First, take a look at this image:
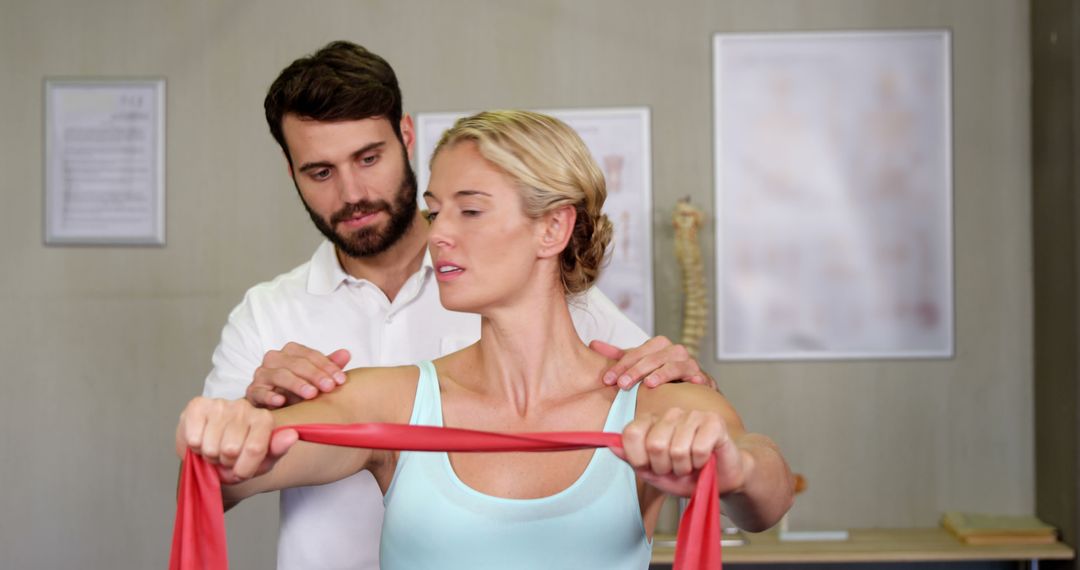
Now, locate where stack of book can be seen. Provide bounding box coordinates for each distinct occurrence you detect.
[942,512,1058,545]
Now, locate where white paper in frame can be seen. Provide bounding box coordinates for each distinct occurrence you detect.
[44,78,166,246]
[713,31,954,361]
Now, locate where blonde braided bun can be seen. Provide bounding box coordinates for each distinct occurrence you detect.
[433,110,610,295]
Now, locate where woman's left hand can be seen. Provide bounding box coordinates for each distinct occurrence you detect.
[614,407,753,497]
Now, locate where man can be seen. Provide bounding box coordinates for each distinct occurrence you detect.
[202,40,708,569]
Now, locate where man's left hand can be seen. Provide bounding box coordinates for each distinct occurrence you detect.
[590,336,716,390]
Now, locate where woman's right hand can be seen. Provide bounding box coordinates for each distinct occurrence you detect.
[175,397,299,484]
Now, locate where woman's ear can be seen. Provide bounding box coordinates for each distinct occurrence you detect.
[537,205,576,259]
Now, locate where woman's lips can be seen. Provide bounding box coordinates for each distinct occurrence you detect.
[435,262,465,282]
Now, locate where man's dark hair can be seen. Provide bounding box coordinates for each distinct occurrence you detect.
[264,41,403,164]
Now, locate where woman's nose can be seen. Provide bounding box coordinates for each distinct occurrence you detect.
[428,217,454,249]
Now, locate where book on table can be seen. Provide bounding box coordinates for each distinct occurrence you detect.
[942,512,1057,545]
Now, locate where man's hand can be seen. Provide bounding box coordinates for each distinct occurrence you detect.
[245,343,351,409]
[590,336,715,390]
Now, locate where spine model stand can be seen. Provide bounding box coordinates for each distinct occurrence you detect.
[673,199,707,358]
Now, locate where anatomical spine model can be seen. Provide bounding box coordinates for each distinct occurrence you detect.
[673,199,707,358]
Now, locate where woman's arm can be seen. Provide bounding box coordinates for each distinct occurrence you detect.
[622,383,794,532]
[175,365,417,506]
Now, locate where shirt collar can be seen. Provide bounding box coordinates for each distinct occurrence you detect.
[306,240,435,295]
[307,240,351,295]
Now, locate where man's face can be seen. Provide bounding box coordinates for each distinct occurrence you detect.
[283,114,418,259]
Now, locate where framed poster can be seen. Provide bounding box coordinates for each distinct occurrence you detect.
[45,78,166,245]
[714,31,953,360]
[416,108,654,334]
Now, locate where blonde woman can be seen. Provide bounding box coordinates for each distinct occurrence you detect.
[177,110,793,569]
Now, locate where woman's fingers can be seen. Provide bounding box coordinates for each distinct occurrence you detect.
[231,410,275,479]
[644,408,685,476]
[176,397,278,483]
[621,414,655,469]
[621,407,745,498]
[669,410,705,476]
[177,402,206,459]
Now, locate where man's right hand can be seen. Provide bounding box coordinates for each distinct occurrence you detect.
[245,343,351,409]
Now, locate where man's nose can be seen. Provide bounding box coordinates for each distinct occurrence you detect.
[337,168,370,204]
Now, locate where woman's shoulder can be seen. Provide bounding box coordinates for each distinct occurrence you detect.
[335,364,424,423]
[344,363,423,385]
[635,381,742,428]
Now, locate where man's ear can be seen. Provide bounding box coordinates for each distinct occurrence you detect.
[400,114,416,160]
[537,205,576,259]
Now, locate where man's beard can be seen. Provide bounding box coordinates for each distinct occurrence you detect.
[300,159,418,259]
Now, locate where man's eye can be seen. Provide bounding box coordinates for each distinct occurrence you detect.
[361,154,379,166]
[312,168,331,180]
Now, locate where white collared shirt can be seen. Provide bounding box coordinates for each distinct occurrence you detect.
[203,240,648,570]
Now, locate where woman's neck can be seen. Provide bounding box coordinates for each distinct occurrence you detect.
[471,286,607,416]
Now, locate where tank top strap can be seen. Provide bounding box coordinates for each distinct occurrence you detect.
[602,382,641,432]
[409,360,444,427]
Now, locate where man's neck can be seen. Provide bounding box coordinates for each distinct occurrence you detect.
[336,212,429,302]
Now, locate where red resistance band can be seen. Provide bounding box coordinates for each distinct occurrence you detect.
[170,423,722,570]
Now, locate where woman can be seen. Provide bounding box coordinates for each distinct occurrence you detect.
[177,110,794,569]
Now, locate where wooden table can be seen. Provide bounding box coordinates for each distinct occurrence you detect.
[650,528,1074,568]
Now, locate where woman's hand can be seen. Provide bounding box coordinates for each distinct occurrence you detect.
[175,397,299,484]
[615,407,753,497]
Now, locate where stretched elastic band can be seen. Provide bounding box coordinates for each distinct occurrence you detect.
[169,423,721,569]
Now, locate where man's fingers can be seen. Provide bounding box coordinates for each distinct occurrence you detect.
[246,384,287,409]
[641,360,702,388]
[280,355,337,393]
[259,367,318,400]
[605,336,674,389]
[699,372,718,391]
[618,350,670,389]
[281,343,346,387]
[327,349,351,383]
[589,339,626,365]
[591,339,627,386]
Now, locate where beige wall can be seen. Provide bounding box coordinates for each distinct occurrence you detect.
[0,1,1032,568]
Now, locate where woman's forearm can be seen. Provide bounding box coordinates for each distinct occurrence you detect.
[722,433,795,532]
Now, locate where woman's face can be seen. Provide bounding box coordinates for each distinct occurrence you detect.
[424,140,546,314]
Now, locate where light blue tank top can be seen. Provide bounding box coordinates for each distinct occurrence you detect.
[380,360,652,569]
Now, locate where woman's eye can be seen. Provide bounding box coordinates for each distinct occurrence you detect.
[462,210,480,217]
[425,211,439,222]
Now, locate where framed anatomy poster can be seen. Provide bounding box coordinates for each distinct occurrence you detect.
[713,30,953,360]
[416,108,654,334]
